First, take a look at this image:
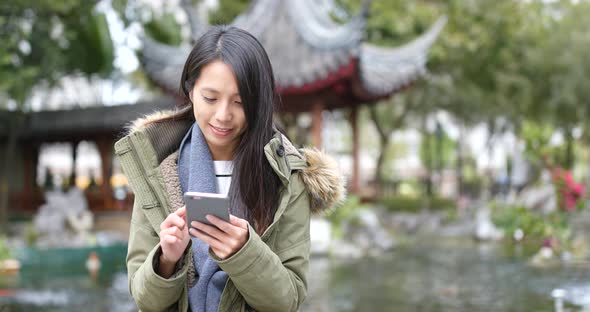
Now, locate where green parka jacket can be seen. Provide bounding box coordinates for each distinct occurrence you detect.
[114,111,345,312]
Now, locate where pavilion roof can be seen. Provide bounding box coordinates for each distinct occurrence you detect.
[141,0,445,106]
[0,98,175,143]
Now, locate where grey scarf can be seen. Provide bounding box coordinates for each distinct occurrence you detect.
[178,123,229,312]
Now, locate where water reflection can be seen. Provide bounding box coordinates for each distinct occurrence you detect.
[1,238,588,311]
[301,237,589,312]
[0,267,135,312]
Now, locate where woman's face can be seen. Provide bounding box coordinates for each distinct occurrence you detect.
[190,60,247,160]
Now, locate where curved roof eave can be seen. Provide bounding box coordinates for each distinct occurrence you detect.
[141,36,191,94]
[359,16,447,97]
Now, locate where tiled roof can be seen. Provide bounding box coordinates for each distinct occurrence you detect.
[141,0,445,102]
[12,98,176,141]
[359,17,447,97]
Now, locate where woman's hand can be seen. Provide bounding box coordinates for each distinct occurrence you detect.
[190,214,249,260]
[158,206,191,278]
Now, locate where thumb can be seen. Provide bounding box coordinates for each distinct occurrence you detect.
[230,214,249,230]
[175,206,186,218]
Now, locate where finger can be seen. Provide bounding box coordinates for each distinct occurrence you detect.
[161,213,185,231]
[175,206,186,218]
[205,215,235,234]
[190,227,226,252]
[162,226,183,240]
[192,220,228,241]
[230,214,249,230]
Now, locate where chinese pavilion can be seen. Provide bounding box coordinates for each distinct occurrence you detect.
[141,0,446,191]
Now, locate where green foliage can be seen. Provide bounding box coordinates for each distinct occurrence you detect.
[144,13,182,46]
[0,236,11,261]
[419,125,456,171]
[461,161,484,198]
[0,0,114,108]
[379,195,455,213]
[24,222,38,247]
[520,120,574,169]
[325,196,365,238]
[491,204,572,249]
[521,120,554,163]
[73,10,115,76]
[346,0,590,143]
[397,180,422,197]
[208,0,250,25]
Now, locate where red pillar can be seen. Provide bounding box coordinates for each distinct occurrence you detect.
[22,143,38,211]
[311,101,323,148]
[349,106,360,193]
[96,139,114,210]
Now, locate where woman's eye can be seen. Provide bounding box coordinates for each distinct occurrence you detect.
[203,96,216,103]
[235,101,243,105]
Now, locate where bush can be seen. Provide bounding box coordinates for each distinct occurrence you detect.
[325,195,365,238]
[379,195,456,213]
[0,236,12,261]
[491,204,572,250]
[491,205,548,239]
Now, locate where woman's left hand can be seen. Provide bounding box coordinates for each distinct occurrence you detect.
[190,214,250,260]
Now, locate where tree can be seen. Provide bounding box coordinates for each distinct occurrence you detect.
[0,0,116,231]
[368,95,416,191]
[208,0,250,25]
[523,1,590,169]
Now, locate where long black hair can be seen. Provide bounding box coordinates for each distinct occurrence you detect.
[152,25,282,234]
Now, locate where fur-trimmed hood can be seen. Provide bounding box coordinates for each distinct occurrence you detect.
[298,148,346,213]
[125,111,346,214]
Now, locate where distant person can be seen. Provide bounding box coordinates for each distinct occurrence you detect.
[115,25,344,311]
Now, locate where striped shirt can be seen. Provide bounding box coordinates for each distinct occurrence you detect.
[213,161,232,196]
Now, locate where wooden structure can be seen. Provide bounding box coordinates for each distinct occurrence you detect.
[141,0,445,192]
[2,98,175,213]
[3,0,444,213]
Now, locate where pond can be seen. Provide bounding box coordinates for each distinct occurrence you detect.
[1,238,588,312]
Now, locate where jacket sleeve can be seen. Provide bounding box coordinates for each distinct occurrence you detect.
[127,198,192,312]
[211,175,311,312]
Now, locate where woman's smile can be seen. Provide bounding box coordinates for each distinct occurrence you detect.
[209,124,234,137]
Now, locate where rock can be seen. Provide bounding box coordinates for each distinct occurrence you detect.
[529,246,558,267]
[474,207,504,241]
[518,184,557,213]
[339,210,396,255]
[32,188,94,248]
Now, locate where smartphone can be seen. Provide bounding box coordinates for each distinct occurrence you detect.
[184,192,231,230]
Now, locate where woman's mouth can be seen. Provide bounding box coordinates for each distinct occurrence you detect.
[209,124,233,136]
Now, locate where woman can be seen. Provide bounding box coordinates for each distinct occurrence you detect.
[115,25,345,312]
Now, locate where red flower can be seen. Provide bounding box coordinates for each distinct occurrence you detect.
[551,167,585,212]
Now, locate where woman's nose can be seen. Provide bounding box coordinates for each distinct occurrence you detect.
[215,102,232,121]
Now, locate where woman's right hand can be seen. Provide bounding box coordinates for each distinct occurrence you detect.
[157,206,191,278]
